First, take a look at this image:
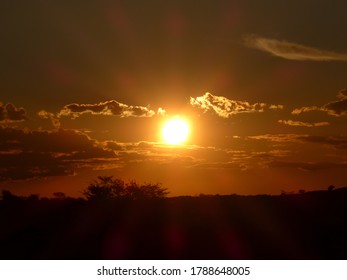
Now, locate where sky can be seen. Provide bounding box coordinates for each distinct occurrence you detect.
[1,0,347,197]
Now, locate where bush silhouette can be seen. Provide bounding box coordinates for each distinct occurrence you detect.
[82,176,168,201]
[328,185,335,191]
[1,190,22,202]
[53,192,66,200]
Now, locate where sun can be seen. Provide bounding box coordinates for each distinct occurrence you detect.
[162,117,190,145]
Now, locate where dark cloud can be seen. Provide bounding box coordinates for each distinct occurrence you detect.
[248,134,347,151]
[103,141,156,152]
[251,150,289,158]
[292,89,347,116]
[0,127,110,154]
[0,127,215,181]
[245,35,347,61]
[297,135,347,151]
[103,141,124,151]
[0,152,75,181]
[0,102,28,122]
[0,127,116,181]
[190,92,283,118]
[324,89,347,116]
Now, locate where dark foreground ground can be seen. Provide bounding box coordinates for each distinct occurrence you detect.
[1,188,347,259]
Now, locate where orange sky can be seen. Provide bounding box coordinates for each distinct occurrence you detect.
[1,1,347,197]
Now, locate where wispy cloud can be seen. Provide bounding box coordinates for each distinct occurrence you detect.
[0,102,28,123]
[247,134,302,144]
[297,135,347,151]
[244,35,347,61]
[278,119,329,127]
[249,134,347,151]
[269,160,347,171]
[191,161,248,171]
[190,92,283,118]
[292,89,347,116]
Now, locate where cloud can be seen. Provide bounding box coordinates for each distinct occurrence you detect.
[1,124,253,181]
[104,141,254,171]
[0,127,116,181]
[103,140,124,151]
[268,160,347,171]
[191,161,248,170]
[294,89,347,116]
[278,119,330,127]
[157,107,167,117]
[190,92,283,118]
[0,152,76,180]
[0,127,223,181]
[292,89,347,116]
[38,100,166,128]
[249,133,347,151]
[291,106,320,115]
[57,100,156,119]
[37,110,61,128]
[0,102,28,122]
[297,135,347,151]
[269,104,284,110]
[247,134,302,143]
[244,35,347,61]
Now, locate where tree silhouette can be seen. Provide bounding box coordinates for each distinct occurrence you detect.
[124,181,169,200]
[26,194,39,202]
[53,192,66,200]
[82,176,168,201]
[1,190,22,202]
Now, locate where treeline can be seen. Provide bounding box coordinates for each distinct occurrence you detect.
[0,177,347,260]
[0,176,343,203]
[0,176,169,203]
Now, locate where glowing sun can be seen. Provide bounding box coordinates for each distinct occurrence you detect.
[162,117,190,145]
